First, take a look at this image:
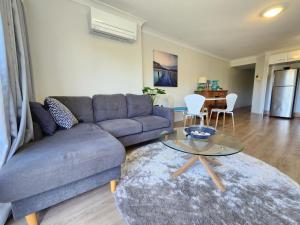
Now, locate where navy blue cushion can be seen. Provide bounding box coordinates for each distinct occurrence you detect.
[30,102,57,135]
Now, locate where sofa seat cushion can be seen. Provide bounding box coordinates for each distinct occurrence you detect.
[0,123,125,202]
[97,119,142,138]
[133,115,170,132]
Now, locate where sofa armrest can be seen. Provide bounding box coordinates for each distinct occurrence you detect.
[153,106,174,128]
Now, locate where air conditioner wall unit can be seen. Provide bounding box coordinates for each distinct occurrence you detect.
[90,7,137,42]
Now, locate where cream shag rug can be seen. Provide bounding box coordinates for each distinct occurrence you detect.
[115,142,300,225]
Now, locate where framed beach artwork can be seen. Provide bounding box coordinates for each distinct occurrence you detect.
[153,50,178,87]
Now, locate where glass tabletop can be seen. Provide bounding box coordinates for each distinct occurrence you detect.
[160,127,244,156]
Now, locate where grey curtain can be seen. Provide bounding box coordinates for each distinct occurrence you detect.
[0,0,34,224]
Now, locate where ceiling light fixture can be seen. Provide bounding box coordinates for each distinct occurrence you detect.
[262,5,285,18]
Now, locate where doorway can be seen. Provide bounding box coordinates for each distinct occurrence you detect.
[229,64,256,111]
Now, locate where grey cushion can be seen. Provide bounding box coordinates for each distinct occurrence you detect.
[133,115,170,132]
[97,119,142,138]
[153,106,174,129]
[30,102,57,135]
[0,123,125,202]
[126,94,152,118]
[93,94,127,122]
[52,96,94,123]
[44,97,78,129]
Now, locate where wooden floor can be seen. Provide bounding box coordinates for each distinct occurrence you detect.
[7,107,300,225]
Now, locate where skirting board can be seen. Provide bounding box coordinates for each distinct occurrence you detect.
[264,111,300,118]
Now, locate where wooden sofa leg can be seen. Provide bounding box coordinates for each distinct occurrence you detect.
[110,180,117,193]
[25,213,38,225]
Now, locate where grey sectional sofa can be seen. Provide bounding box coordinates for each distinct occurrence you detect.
[0,94,174,225]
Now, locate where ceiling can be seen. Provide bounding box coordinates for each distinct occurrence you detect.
[234,64,256,70]
[97,0,300,60]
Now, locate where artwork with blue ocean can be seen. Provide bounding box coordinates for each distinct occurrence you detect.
[153,50,178,87]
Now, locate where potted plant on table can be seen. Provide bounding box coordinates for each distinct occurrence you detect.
[142,87,166,105]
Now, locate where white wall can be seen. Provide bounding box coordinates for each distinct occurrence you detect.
[228,68,254,108]
[24,0,144,101]
[142,32,230,109]
[24,0,232,122]
[251,55,269,114]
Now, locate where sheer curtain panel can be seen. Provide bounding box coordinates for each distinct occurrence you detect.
[0,0,35,224]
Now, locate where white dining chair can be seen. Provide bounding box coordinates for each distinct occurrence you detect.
[184,94,209,127]
[209,93,238,129]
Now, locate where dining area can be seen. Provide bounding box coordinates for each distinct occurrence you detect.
[175,91,238,129]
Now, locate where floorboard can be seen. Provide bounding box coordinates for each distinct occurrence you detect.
[7,107,300,225]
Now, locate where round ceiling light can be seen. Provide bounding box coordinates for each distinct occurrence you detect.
[262,6,285,18]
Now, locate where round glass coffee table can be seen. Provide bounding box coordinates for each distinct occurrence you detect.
[160,127,244,192]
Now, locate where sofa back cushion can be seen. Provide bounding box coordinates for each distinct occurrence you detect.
[126,94,152,118]
[51,96,94,123]
[93,94,127,122]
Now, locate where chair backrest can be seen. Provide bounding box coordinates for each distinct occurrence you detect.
[226,93,238,112]
[184,94,205,115]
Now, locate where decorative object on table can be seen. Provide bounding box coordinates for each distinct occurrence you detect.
[115,142,300,225]
[184,126,216,139]
[153,50,178,87]
[209,93,238,129]
[197,76,207,91]
[142,87,166,105]
[184,94,209,127]
[211,80,220,91]
[207,80,211,89]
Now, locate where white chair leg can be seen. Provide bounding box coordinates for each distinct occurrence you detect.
[215,112,220,129]
[188,116,191,126]
[206,114,209,126]
[200,116,204,126]
[209,111,213,126]
[223,112,226,128]
[231,112,235,128]
[183,115,187,128]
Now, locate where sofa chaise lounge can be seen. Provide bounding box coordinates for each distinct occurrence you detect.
[0,94,174,225]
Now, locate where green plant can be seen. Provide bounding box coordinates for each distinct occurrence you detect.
[142,87,166,105]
